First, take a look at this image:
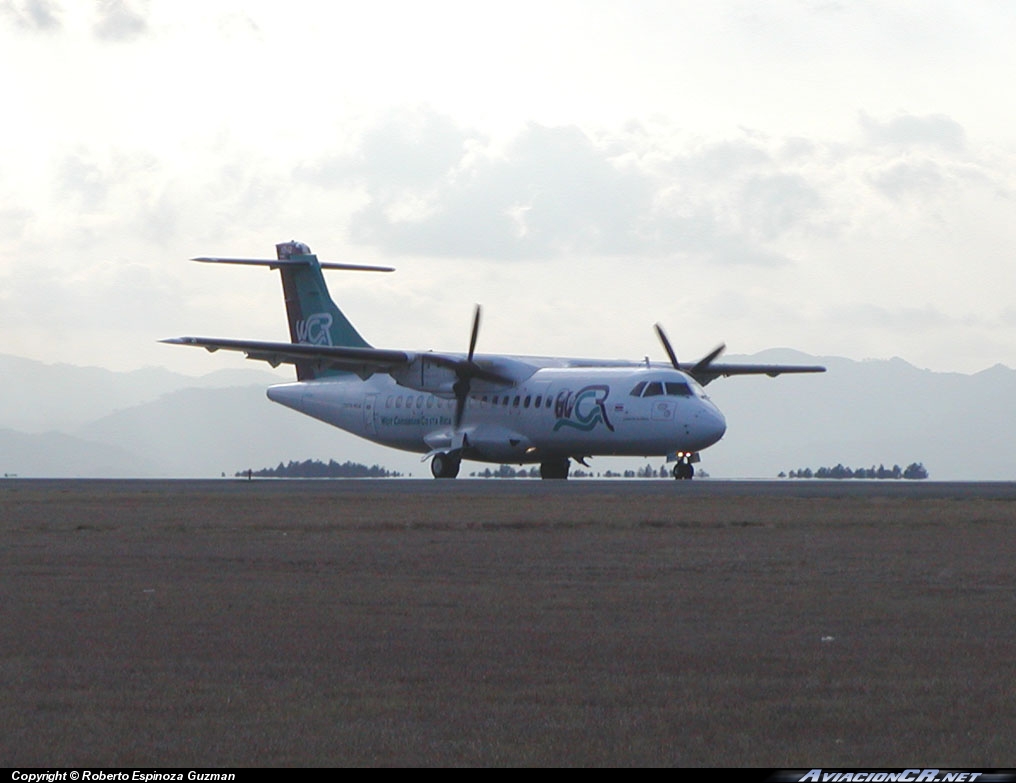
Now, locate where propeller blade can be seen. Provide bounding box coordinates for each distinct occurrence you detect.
[654,323,681,370]
[467,304,481,363]
[454,381,468,429]
[691,343,726,375]
[456,305,483,429]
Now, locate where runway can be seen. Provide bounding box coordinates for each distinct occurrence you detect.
[2,479,1014,765]
[9,476,1016,499]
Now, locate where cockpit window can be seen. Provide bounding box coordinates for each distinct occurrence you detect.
[665,382,693,397]
[633,379,699,398]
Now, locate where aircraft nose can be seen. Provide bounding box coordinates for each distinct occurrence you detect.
[703,405,726,445]
[691,402,726,450]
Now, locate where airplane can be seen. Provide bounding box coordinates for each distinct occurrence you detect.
[163,241,825,480]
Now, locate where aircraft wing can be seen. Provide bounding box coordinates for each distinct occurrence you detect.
[161,336,520,386]
[690,363,826,385]
[161,337,410,377]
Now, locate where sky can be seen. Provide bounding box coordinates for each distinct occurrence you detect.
[2,0,1015,376]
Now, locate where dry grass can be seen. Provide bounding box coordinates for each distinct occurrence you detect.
[1,481,1014,766]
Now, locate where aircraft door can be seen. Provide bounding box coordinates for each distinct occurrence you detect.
[364,393,378,435]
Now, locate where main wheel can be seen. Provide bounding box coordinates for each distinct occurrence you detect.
[539,459,570,480]
[431,452,461,479]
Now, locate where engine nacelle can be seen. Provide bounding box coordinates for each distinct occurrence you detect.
[389,354,533,396]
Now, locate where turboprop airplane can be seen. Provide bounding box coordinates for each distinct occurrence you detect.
[164,241,825,479]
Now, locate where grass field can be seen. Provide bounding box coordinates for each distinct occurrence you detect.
[1,480,1014,766]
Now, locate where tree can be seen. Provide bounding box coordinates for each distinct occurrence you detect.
[903,462,929,480]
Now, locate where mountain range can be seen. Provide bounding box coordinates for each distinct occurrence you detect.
[2,352,1013,479]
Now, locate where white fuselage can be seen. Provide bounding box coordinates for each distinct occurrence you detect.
[266,365,726,465]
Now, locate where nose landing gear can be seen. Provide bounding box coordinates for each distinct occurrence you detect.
[672,454,695,480]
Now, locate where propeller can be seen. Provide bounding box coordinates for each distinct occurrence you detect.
[691,342,726,375]
[450,305,515,429]
[654,323,681,370]
[654,322,725,376]
[452,305,482,428]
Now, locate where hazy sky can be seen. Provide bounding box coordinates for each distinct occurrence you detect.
[2,0,1014,375]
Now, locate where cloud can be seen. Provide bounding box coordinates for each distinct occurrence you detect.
[829,302,963,331]
[737,173,822,240]
[332,116,654,259]
[307,111,806,265]
[1,0,61,32]
[93,0,148,42]
[865,159,946,201]
[56,152,109,211]
[859,111,966,152]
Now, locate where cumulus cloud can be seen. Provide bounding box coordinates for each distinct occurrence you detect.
[737,173,822,240]
[859,111,966,152]
[865,158,947,201]
[1,0,61,32]
[302,111,818,265]
[93,0,148,42]
[56,153,109,211]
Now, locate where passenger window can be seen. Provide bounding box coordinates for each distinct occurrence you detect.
[386,396,393,408]
[630,381,647,397]
[524,395,531,408]
[416,396,423,408]
[396,396,403,408]
[643,382,664,397]
[503,397,509,406]
[426,396,433,408]
[534,395,542,408]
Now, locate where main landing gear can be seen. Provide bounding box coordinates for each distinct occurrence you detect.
[430,454,571,480]
[539,458,570,480]
[430,452,461,479]
[673,455,695,480]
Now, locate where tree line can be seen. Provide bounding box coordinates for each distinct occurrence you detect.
[469,463,700,478]
[237,459,402,478]
[780,463,928,480]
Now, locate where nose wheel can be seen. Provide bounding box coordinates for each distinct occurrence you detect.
[431,452,461,479]
[673,456,695,480]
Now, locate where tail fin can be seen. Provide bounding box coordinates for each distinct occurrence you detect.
[193,241,393,380]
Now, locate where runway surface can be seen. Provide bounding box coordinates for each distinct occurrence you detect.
[10,476,1016,498]
[2,479,1014,766]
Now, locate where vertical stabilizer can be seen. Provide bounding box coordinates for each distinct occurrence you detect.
[187,241,391,381]
[275,241,370,380]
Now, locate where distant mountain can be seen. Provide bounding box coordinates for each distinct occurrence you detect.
[1,351,1014,479]
[705,351,1016,480]
[74,385,415,478]
[0,428,157,478]
[0,353,284,432]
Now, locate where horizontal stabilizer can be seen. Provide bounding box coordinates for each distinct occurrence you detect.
[191,257,394,272]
